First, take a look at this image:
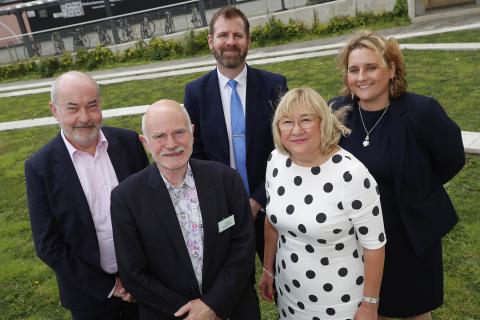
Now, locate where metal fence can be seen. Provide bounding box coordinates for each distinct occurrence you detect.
[0,0,309,64]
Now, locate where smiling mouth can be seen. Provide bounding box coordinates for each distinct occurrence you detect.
[162,150,183,157]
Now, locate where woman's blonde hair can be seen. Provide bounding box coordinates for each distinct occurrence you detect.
[272,87,350,156]
[337,30,407,98]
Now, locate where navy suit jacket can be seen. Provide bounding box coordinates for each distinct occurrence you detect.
[25,126,149,309]
[330,93,465,255]
[110,159,260,320]
[184,66,287,207]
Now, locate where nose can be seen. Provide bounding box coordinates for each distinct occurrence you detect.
[358,68,367,80]
[78,107,90,123]
[291,121,304,135]
[226,34,235,46]
[165,134,178,148]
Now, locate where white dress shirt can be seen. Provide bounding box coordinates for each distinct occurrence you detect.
[61,130,119,275]
[216,65,248,169]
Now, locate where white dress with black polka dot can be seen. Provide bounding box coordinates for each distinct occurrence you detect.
[266,148,386,320]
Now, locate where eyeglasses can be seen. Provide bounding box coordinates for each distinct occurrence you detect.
[278,116,318,131]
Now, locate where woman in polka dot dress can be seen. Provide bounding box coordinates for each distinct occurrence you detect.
[259,87,386,320]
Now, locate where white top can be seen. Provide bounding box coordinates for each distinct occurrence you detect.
[61,130,119,275]
[216,65,247,169]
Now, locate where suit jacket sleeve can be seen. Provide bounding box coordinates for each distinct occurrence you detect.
[25,160,115,301]
[184,83,209,160]
[413,96,465,183]
[111,188,190,315]
[200,170,256,318]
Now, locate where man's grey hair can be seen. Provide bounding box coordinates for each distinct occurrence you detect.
[141,103,192,138]
[50,71,100,107]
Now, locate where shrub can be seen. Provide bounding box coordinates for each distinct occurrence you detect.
[74,48,89,69]
[146,37,182,61]
[182,29,209,56]
[393,0,408,17]
[37,56,60,77]
[59,52,74,71]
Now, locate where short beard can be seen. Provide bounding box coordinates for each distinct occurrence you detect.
[212,48,248,69]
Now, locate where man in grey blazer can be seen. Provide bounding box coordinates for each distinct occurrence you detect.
[110,100,260,320]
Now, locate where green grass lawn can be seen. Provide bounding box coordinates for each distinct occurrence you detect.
[399,28,480,43]
[0,42,479,319]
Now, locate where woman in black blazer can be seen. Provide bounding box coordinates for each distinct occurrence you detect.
[329,31,465,320]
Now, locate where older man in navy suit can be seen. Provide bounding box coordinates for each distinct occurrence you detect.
[184,7,288,263]
[25,71,149,319]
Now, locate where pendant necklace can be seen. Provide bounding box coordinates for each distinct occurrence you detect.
[358,104,390,147]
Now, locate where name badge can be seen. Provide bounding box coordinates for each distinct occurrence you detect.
[218,215,235,233]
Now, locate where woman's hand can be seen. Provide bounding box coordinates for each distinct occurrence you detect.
[259,269,275,301]
[354,302,378,320]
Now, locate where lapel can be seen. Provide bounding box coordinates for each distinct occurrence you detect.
[205,70,230,163]
[189,159,217,286]
[387,97,407,193]
[245,66,262,152]
[51,134,97,232]
[104,128,130,182]
[146,164,198,282]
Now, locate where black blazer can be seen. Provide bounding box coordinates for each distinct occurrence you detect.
[25,126,149,309]
[184,66,287,207]
[330,93,465,255]
[110,159,260,320]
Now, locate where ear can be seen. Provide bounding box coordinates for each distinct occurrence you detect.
[207,34,213,50]
[389,61,396,79]
[49,102,58,119]
[139,135,151,154]
[191,124,195,134]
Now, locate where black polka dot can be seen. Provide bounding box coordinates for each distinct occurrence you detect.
[270,215,277,224]
[288,306,295,314]
[266,196,270,205]
[332,154,342,163]
[281,235,286,243]
[379,232,385,242]
[356,276,364,285]
[320,257,329,266]
[343,171,352,182]
[316,213,327,223]
[338,267,348,277]
[309,295,318,302]
[348,226,355,235]
[317,239,326,244]
[297,301,305,310]
[304,194,313,204]
[294,176,302,186]
[345,155,351,160]
[305,244,314,253]
[359,226,369,235]
[278,186,285,196]
[323,183,333,193]
[292,279,300,288]
[333,228,342,234]
[279,287,283,296]
[376,185,380,195]
[353,249,359,258]
[313,317,320,320]
[337,202,343,210]
[277,265,280,274]
[268,153,272,161]
[272,168,278,177]
[286,205,295,215]
[335,243,344,251]
[291,253,299,263]
[286,158,292,167]
[281,309,286,317]
[306,270,316,279]
[278,241,281,249]
[298,224,307,233]
[285,284,290,292]
[352,200,362,209]
[364,178,371,188]
[281,260,286,269]
[372,206,380,216]
[288,231,297,237]
[326,307,336,315]
[323,283,333,292]
[311,166,321,175]
[341,294,351,302]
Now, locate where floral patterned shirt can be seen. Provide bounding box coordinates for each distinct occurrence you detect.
[161,164,204,292]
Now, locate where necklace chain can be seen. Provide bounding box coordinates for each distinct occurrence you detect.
[358,104,390,147]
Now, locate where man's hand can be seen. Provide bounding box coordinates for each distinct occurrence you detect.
[249,198,262,220]
[113,277,136,303]
[174,299,217,320]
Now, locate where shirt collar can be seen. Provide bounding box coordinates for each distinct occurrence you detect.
[217,64,248,90]
[161,163,195,190]
[61,129,108,157]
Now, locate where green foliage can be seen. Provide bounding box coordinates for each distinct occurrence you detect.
[182,29,209,56]
[37,56,60,77]
[251,17,286,46]
[393,0,409,17]
[85,45,115,70]
[74,48,89,69]
[146,37,182,61]
[58,52,74,71]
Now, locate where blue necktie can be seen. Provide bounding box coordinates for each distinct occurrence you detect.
[227,79,250,195]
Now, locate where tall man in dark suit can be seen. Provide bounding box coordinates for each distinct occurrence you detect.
[110,100,260,320]
[25,71,149,320]
[184,7,288,262]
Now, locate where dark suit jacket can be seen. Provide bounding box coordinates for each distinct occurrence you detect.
[184,66,287,207]
[330,93,465,255]
[25,126,149,310]
[110,159,260,320]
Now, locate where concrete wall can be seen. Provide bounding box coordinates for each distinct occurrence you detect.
[249,0,397,27]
